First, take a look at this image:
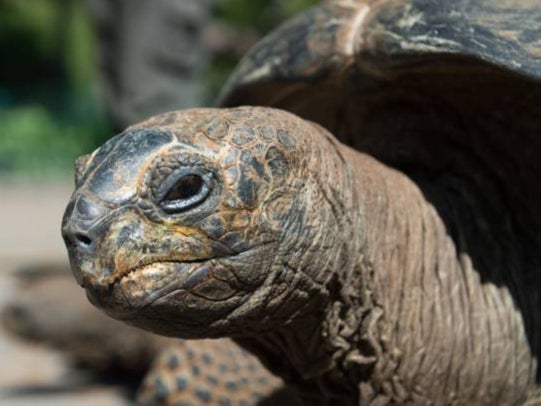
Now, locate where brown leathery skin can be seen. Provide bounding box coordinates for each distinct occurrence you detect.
[215,0,541,404]
[63,105,541,405]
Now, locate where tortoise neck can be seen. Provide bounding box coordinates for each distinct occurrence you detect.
[233,141,390,403]
[342,145,540,403]
[242,132,539,403]
[234,315,359,404]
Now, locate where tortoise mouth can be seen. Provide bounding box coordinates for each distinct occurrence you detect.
[87,260,213,318]
[85,242,278,324]
[109,257,210,287]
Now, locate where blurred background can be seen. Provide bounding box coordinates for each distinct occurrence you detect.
[0,0,317,404]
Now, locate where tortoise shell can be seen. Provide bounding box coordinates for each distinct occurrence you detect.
[219,0,541,219]
[220,0,541,110]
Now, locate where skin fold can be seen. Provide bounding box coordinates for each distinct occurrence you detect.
[62,106,541,405]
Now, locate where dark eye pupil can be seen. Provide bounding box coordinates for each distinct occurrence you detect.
[164,174,203,201]
[158,170,213,214]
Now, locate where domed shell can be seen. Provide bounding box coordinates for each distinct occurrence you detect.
[218,0,541,232]
[218,0,541,197]
[219,0,541,114]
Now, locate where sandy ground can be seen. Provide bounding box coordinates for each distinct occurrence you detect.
[0,182,129,405]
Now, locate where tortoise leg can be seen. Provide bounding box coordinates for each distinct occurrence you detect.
[137,338,302,406]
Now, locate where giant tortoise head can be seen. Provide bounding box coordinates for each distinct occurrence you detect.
[62,107,346,338]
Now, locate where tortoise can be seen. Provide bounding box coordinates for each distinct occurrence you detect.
[61,0,541,404]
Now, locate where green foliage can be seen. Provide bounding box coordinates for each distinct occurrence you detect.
[0,105,108,179]
[0,0,59,58]
[0,0,105,179]
[0,0,319,180]
[218,0,272,28]
[217,0,319,32]
[277,0,321,17]
[64,0,98,93]
[0,0,97,92]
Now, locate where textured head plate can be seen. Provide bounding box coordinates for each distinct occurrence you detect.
[62,107,344,338]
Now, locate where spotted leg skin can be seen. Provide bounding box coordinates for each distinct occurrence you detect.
[137,339,301,406]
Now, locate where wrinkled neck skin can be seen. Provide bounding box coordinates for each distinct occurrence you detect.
[233,129,374,405]
[236,128,539,405]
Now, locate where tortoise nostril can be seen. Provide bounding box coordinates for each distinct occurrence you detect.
[74,233,92,247]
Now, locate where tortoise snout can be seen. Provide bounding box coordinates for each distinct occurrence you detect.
[62,197,109,252]
[63,221,101,286]
[63,224,95,254]
[62,195,113,284]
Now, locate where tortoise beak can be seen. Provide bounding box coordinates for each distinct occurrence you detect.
[62,195,114,287]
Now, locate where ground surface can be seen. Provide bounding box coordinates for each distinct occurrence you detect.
[0,181,129,405]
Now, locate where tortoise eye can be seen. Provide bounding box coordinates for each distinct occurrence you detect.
[165,174,202,201]
[159,171,213,213]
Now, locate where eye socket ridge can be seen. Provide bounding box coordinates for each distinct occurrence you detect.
[157,168,214,213]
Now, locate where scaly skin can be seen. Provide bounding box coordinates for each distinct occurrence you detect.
[62,106,541,405]
[2,265,297,405]
[138,338,299,405]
